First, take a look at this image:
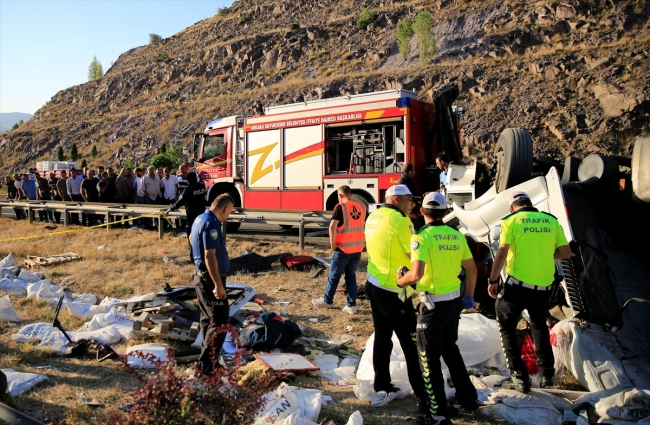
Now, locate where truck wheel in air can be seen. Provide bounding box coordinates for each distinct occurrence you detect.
[577,154,619,186]
[351,192,373,213]
[493,128,533,192]
[632,135,650,204]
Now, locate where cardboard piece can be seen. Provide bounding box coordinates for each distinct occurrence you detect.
[255,353,320,372]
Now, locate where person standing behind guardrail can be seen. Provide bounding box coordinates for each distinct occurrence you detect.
[114,168,131,227]
[80,169,99,226]
[19,174,38,222]
[141,166,162,230]
[132,168,145,227]
[67,168,85,225]
[48,172,62,224]
[34,172,54,223]
[5,175,25,220]
[161,167,179,230]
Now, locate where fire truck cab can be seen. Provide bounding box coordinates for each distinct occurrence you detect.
[194,88,463,216]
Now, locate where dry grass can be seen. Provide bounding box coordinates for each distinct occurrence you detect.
[0,217,504,424]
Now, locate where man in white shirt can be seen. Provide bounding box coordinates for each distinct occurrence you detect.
[133,168,145,227]
[141,166,161,229]
[160,167,180,230]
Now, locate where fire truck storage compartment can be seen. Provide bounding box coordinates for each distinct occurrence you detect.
[325,119,404,175]
[246,129,281,190]
[283,125,323,190]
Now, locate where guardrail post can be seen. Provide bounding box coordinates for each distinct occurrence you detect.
[27,206,33,224]
[106,211,111,231]
[299,219,305,251]
[63,207,69,227]
[158,213,163,240]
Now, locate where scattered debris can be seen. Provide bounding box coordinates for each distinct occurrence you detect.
[98,245,108,250]
[125,343,170,368]
[254,382,322,425]
[162,255,174,264]
[280,255,317,271]
[24,253,82,268]
[277,301,291,306]
[309,318,318,323]
[132,311,199,342]
[79,394,103,407]
[230,252,291,274]
[254,353,319,372]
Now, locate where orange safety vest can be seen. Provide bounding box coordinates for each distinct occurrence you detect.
[334,200,366,254]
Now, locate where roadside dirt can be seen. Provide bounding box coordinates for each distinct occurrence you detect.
[0,217,504,424]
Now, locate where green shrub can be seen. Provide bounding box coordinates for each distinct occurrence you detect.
[156,51,170,62]
[87,55,103,81]
[149,33,163,43]
[357,7,378,30]
[70,142,78,161]
[172,112,182,119]
[414,10,436,62]
[150,146,183,170]
[217,6,230,16]
[288,23,300,30]
[397,18,414,59]
[121,158,137,169]
[90,144,97,158]
[240,15,248,23]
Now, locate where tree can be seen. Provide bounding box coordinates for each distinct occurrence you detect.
[91,144,98,158]
[70,142,78,161]
[57,146,65,161]
[414,10,436,62]
[396,18,415,60]
[88,55,104,81]
[151,146,183,170]
[80,158,87,169]
[160,143,167,154]
[11,119,23,130]
[149,33,163,43]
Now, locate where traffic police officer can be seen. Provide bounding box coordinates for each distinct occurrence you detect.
[488,191,572,392]
[190,193,235,373]
[166,172,208,262]
[364,184,427,408]
[397,192,479,425]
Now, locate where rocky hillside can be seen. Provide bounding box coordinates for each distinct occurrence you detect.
[1,0,649,174]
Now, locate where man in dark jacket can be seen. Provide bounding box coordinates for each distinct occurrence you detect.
[166,172,207,262]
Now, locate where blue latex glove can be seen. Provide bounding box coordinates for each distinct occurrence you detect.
[462,296,475,310]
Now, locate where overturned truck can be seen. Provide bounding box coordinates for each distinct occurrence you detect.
[446,133,650,392]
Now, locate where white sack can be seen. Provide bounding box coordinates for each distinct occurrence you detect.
[1,369,48,397]
[73,294,97,304]
[18,269,44,282]
[26,280,65,301]
[0,267,18,279]
[37,329,74,355]
[110,320,135,341]
[482,389,567,425]
[346,411,363,425]
[0,278,28,297]
[65,302,111,319]
[99,296,123,306]
[126,343,170,368]
[0,295,20,322]
[355,313,504,401]
[575,386,650,423]
[12,323,58,343]
[74,325,122,345]
[80,308,131,331]
[254,383,323,425]
[0,253,17,268]
[312,352,341,382]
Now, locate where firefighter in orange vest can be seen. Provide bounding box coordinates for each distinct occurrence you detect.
[313,185,366,314]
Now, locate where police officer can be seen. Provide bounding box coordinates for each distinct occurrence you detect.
[166,172,207,262]
[190,193,235,374]
[488,191,572,392]
[364,184,427,409]
[397,192,479,425]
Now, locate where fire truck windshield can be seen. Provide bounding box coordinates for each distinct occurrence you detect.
[202,134,224,161]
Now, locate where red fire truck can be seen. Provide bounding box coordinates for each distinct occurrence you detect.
[193,86,464,226]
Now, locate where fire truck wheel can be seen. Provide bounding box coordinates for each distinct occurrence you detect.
[351,192,373,214]
[493,128,533,192]
[632,135,650,204]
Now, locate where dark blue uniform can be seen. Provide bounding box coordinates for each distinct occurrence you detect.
[190,210,230,373]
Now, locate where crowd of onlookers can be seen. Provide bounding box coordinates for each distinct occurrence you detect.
[4,163,191,230]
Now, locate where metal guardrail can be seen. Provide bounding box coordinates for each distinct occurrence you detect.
[0,200,331,249]
[0,401,47,425]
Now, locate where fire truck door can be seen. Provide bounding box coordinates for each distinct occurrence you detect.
[246,129,281,190]
[200,130,231,176]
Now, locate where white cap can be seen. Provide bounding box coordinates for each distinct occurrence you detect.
[509,191,530,205]
[423,192,447,209]
[385,184,420,198]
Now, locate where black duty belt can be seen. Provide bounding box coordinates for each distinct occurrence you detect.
[506,276,552,291]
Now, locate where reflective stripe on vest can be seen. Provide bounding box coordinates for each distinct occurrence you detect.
[335,200,366,253]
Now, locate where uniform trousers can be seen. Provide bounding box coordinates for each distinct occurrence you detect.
[194,271,230,373]
[416,296,477,419]
[495,281,555,381]
[365,281,426,401]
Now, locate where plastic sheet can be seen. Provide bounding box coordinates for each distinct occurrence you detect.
[0,266,18,279]
[575,386,650,423]
[26,280,66,302]
[12,323,73,355]
[0,295,20,322]
[1,368,48,397]
[355,313,505,402]
[18,269,45,282]
[482,389,572,425]
[346,411,363,425]
[0,253,17,268]
[72,294,98,304]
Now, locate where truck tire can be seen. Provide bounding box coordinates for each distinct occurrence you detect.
[577,154,619,186]
[632,135,650,204]
[493,128,533,192]
[351,192,373,214]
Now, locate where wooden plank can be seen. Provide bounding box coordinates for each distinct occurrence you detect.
[24,253,82,268]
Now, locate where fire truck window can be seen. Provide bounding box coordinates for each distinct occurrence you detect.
[203,135,224,161]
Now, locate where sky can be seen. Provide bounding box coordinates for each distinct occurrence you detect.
[0,0,233,115]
